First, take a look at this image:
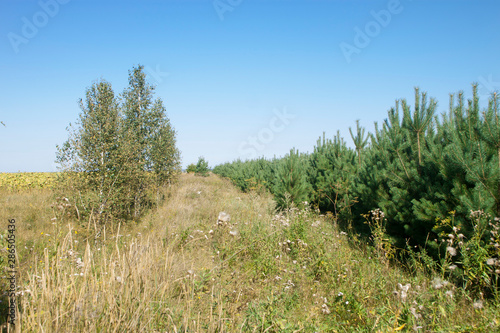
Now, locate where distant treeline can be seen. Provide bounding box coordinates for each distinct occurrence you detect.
[214,86,500,261]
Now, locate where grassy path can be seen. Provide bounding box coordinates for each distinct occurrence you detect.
[1,173,498,332]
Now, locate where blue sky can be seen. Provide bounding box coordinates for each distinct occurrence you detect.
[1,0,499,172]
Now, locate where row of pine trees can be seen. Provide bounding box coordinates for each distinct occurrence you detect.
[213,85,499,267]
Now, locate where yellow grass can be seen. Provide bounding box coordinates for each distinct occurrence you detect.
[0,173,498,332]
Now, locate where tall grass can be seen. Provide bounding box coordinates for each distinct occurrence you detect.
[0,173,498,332]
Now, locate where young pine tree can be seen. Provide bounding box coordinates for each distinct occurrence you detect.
[273,149,311,209]
[195,156,210,177]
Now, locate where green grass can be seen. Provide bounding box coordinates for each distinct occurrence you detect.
[0,173,498,332]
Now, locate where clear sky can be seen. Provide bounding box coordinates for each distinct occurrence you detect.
[1,0,499,172]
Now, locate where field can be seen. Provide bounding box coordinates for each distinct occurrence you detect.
[0,172,499,332]
[0,173,58,191]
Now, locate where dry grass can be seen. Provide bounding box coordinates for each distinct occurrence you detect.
[0,173,499,332]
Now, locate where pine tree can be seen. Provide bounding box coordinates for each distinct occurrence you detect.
[349,120,369,166]
[446,85,500,216]
[273,149,311,209]
[195,156,210,177]
[309,132,357,223]
[402,88,435,168]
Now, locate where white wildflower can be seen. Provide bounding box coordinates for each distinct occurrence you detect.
[446,246,457,256]
[473,300,483,309]
[397,283,411,301]
[311,220,321,227]
[486,258,498,266]
[409,307,422,319]
[76,257,84,269]
[431,277,449,290]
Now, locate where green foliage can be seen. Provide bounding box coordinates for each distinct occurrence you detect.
[213,85,500,295]
[273,149,311,209]
[186,163,196,173]
[213,157,278,193]
[195,156,210,177]
[308,131,357,227]
[56,65,181,223]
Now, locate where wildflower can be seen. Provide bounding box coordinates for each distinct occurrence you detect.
[321,303,331,314]
[446,246,457,256]
[486,258,498,266]
[337,292,344,297]
[431,277,449,290]
[76,257,84,269]
[445,290,454,299]
[409,307,422,320]
[397,283,411,302]
[229,229,239,237]
[473,300,483,309]
[115,276,122,283]
[448,264,457,271]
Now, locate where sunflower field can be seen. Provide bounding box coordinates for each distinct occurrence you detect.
[0,172,59,190]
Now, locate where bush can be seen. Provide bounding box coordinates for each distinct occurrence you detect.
[195,157,210,177]
[186,163,196,173]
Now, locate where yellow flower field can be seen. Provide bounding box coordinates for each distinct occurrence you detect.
[0,172,59,190]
